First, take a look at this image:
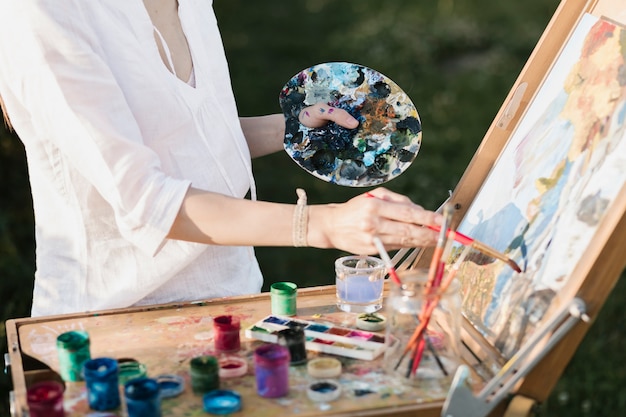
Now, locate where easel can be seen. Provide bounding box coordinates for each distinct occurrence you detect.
[435,0,626,415]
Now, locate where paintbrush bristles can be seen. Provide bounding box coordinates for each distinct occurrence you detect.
[470,240,522,273]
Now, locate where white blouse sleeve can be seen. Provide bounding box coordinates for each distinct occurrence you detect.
[0,2,191,256]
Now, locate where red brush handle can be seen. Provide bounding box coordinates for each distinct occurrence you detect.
[426,224,473,246]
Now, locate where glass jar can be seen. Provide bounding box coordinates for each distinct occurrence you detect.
[383,269,462,386]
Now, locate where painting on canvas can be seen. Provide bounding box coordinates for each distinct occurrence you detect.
[453,14,626,358]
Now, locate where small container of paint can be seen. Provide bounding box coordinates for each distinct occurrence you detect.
[156,374,185,398]
[270,282,298,316]
[118,360,148,385]
[218,356,248,379]
[277,327,307,365]
[253,343,290,398]
[306,357,342,379]
[190,355,220,395]
[26,380,65,417]
[307,380,342,402]
[56,330,91,382]
[203,390,242,414]
[124,377,161,417]
[213,315,241,353]
[82,357,120,411]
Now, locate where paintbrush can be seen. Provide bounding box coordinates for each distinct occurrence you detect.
[425,225,522,273]
[362,192,521,273]
[373,237,402,286]
[408,205,454,376]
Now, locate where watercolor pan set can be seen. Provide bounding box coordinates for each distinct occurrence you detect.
[245,315,387,361]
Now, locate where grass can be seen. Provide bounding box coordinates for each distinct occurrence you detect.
[1,0,624,415]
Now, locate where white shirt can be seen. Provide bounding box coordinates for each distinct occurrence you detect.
[0,0,263,316]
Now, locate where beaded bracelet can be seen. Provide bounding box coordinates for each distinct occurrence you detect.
[292,188,309,247]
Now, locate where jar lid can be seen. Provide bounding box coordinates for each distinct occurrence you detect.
[203,389,242,415]
[306,357,342,379]
[218,356,248,378]
[307,380,342,402]
[156,374,185,398]
[270,282,297,295]
[356,313,386,332]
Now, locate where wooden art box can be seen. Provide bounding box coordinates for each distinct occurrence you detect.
[5,0,626,416]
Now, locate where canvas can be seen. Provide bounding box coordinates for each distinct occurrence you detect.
[453,13,626,359]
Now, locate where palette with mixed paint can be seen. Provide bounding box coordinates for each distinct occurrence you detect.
[279,62,422,187]
[245,315,386,361]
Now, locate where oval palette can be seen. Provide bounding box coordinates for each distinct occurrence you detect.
[279,62,422,187]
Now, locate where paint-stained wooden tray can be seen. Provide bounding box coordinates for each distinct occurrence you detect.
[6,284,460,417]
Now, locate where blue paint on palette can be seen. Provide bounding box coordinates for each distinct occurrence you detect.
[264,316,289,325]
[306,323,330,333]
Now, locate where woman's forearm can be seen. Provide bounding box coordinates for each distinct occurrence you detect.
[167,187,443,254]
[167,187,299,246]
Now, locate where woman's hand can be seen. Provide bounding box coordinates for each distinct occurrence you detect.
[299,103,359,129]
[307,187,443,254]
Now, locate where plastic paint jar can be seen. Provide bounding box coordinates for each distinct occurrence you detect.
[56,330,91,382]
[82,357,120,411]
[156,374,185,398]
[26,380,65,417]
[307,380,342,402]
[253,343,290,398]
[124,377,161,417]
[213,315,241,353]
[277,327,307,365]
[118,360,148,385]
[270,282,298,316]
[190,355,220,395]
[218,356,248,379]
[306,357,342,379]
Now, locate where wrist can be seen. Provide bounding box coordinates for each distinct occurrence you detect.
[306,205,333,249]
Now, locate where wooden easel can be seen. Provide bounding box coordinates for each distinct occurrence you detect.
[434,0,626,415]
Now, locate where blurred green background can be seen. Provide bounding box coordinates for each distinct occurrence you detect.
[1,0,625,415]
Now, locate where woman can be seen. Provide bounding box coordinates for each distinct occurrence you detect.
[0,0,441,316]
